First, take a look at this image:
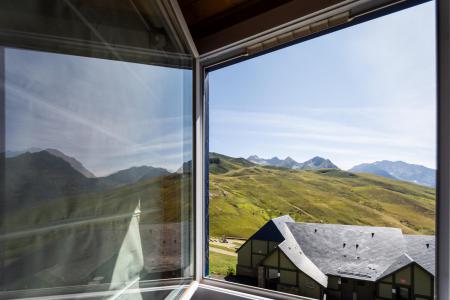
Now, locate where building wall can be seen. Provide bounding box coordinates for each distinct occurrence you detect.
[298,271,321,299]
[414,265,432,297]
[336,278,375,300]
[236,239,279,277]
[375,264,433,300]
[260,249,322,299]
[237,238,434,300]
[325,265,434,300]
[327,276,341,299]
[237,240,251,267]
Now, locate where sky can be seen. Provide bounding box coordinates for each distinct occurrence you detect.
[209,1,436,170]
[5,48,192,176]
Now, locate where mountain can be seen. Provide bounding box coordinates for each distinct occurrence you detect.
[44,148,96,178]
[247,155,268,165]
[349,161,435,187]
[5,147,96,178]
[103,166,169,186]
[210,152,255,174]
[176,160,192,174]
[209,153,435,238]
[5,147,42,158]
[5,150,170,210]
[5,151,103,209]
[301,156,338,170]
[247,154,338,170]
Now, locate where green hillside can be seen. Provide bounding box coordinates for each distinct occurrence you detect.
[4,173,191,231]
[209,153,435,238]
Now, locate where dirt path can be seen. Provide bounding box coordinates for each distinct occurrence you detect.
[210,241,237,250]
[209,247,237,257]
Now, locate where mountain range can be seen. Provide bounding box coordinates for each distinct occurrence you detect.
[5,149,170,210]
[209,153,435,238]
[247,155,339,170]
[246,154,435,187]
[6,147,96,178]
[349,160,435,187]
[3,149,436,238]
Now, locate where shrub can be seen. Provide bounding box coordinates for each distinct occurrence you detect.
[226,266,235,276]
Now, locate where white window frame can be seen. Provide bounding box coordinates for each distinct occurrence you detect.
[169,0,450,298]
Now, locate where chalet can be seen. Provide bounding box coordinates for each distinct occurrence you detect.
[236,216,435,300]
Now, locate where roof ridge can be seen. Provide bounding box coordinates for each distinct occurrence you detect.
[289,222,403,231]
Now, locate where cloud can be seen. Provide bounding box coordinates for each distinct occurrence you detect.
[209,3,436,169]
[5,48,192,174]
[211,109,433,149]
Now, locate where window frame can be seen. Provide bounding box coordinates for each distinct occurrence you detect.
[182,0,450,298]
[0,1,197,298]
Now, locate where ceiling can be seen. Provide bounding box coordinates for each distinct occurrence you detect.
[177,0,347,55]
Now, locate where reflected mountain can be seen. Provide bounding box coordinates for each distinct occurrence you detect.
[104,166,169,187]
[1,149,192,291]
[45,148,96,178]
[5,150,171,210]
[6,147,96,178]
[5,150,104,210]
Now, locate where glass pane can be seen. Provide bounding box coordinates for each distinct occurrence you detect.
[0,1,193,299]
[208,1,436,299]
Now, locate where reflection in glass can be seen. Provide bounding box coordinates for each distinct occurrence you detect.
[1,46,192,297]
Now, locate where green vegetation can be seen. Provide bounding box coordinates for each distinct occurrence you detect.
[209,251,237,276]
[5,173,191,230]
[210,243,238,252]
[4,173,191,262]
[209,153,435,239]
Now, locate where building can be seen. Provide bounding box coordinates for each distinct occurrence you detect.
[236,216,435,300]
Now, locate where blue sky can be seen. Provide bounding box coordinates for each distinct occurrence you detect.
[209,1,436,170]
[6,49,192,176]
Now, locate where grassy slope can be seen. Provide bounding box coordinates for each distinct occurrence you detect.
[5,173,191,230]
[3,173,192,261]
[209,251,237,276]
[209,154,435,238]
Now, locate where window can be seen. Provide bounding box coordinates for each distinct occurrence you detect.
[0,1,193,299]
[206,1,436,299]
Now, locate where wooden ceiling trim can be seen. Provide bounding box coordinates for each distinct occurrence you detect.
[180,0,346,54]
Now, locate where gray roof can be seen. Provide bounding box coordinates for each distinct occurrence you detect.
[404,235,435,275]
[379,253,414,279]
[283,222,435,282]
[277,223,328,287]
[272,215,295,236]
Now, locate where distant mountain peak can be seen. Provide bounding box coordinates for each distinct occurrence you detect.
[311,156,324,160]
[6,147,96,178]
[104,165,169,186]
[247,154,339,170]
[349,160,435,187]
[247,155,260,160]
[302,156,338,170]
[44,148,96,178]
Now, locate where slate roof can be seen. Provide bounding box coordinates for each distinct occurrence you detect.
[246,215,294,244]
[277,223,328,287]
[404,235,435,275]
[378,253,414,279]
[236,215,294,252]
[240,216,435,284]
[286,222,411,282]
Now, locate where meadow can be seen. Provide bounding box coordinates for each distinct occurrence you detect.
[208,153,436,275]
